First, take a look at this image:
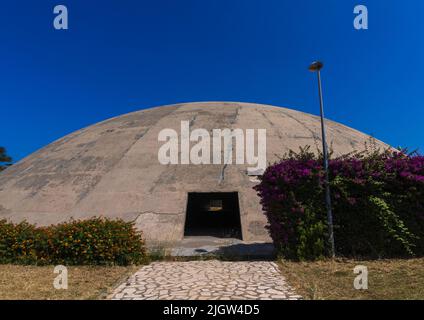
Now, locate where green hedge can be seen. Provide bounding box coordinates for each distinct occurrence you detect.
[0,218,147,265]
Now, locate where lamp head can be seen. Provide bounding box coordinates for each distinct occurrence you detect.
[309,61,324,72]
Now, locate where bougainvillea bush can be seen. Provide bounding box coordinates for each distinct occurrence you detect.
[254,147,424,260]
[0,217,146,265]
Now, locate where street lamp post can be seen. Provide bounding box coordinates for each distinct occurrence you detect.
[309,61,335,258]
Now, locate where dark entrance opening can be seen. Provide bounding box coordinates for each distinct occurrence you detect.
[184,192,242,239]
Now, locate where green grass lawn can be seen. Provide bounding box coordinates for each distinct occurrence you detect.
[279,257,424,300]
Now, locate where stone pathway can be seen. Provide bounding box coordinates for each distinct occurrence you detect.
[109,260,301,300]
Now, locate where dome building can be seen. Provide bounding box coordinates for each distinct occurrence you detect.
[0,102,388,249]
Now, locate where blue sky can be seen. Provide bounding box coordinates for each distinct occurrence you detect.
[1,0,423,161]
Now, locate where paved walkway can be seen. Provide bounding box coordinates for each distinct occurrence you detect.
[109,260,301,300]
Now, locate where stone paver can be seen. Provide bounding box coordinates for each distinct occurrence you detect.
[109,260,302,300]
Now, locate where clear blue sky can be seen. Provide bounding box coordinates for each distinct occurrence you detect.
[1,0,423,161]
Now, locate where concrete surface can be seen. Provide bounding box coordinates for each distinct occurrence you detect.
[109,260,302,300]
[0,102,389,248]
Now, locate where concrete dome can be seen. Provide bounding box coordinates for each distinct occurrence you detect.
[0,102,388,247]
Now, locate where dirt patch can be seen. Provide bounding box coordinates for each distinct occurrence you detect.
[0,264,138,300]
[278,258,424,300]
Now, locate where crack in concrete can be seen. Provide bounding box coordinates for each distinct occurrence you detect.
[229,106,240,124]
[189,115,197,127]
[218,107,240,184]
[279,109,322,151]
[75,129,150,204]
[74,107,181,205]
[260,110,284,140]
[218,163,228,185]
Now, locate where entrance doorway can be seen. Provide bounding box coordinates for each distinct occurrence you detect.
[184,192,242,239]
